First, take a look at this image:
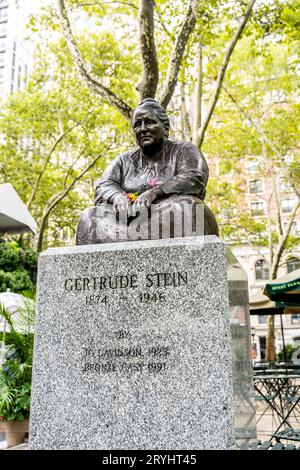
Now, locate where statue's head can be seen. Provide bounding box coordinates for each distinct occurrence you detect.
[132,99,170,151]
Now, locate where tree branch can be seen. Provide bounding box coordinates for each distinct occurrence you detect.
[223,85,300,200]
[57,0,132,120]
[78,1,138,8]
[35,145,109,252]
[63,148,86,187]
[192,32,204,143]
[154,6,172,38]
[271,199,300,278]
[158,1,196,109]
[137,0,159,99]
[27,122,81,210]
[196,0,256,148]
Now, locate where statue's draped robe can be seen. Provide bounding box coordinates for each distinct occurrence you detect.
[94,140,208,204]
[77,140,219,245]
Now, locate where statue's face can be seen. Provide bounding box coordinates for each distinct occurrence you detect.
[132,107,165,150]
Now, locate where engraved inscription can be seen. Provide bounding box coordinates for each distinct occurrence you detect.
[81,339,172,375]
[64,271,188,292]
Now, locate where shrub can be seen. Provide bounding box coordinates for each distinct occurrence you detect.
[0,242,37,293]
[0,294,35,422]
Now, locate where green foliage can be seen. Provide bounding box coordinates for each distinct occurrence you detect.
[202,20,300,251]
[277,343,300,363]
[0,36,135,250]
[0,270,33,294]
[0,294,35,422]
[0,0,299,255]
[0,242,37,293]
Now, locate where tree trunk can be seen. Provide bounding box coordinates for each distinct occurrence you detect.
[158,1,196,109]
[138,0,159,99]
[195,0,256,148]
[265,315,276,363]
[192,34,203,143]
[180,82,192,141]
[57,0,132,120]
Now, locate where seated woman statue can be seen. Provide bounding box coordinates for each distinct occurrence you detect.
[76,98,219,245]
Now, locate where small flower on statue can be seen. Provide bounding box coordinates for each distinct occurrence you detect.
[127,192,140,203]
[148,177,158,188]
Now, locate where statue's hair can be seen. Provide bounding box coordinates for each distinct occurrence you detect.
[132,98,170,138]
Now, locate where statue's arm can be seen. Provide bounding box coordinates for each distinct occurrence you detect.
[94,155,125,205]
[159,143,209,200]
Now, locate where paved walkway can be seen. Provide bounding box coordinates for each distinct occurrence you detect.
[256,399,300,442]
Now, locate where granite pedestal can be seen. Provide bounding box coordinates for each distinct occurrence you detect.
[29,236,256,449]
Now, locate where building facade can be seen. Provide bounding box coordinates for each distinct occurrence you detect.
[220,156,300,362]
[0,0,41,99]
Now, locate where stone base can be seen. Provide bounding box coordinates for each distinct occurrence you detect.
[29,236,256,449]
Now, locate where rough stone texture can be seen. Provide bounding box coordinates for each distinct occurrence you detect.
[29,236,256,450]
[226,249,257,448]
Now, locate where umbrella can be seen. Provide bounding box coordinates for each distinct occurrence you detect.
[249,291,278,315]
[0,183,37,235]
[0,290,28,315]
[249,290,300,315]
[263,269,300,308]
[263,270,300,363]
[0,290,29,333]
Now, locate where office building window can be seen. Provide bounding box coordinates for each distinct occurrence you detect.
[246,160,260,173]
[24,63,28,84]
[251,201,265,216]
[292,316,300,325]
[258,315,267,324]
[281,198,295,213]
[0,6,8,18]
[283,221,298,236]
[0,50,4,65]
[17,64,21,88]
[249,179,263,194]
[287,258,300,273]
[255,259,269,280]
[259,336,266,360]
[0,21,6,34]
[279,176,292,192]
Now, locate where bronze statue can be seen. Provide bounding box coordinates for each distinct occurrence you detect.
[76,98,218,245]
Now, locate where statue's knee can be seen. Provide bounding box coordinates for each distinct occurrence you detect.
[76,206,98,245]
[203,204,219,236]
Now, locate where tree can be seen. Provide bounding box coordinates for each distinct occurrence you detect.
[53,0,257,146]
[0,38,135,251]
[0,0,263,251]
[194,15,300,362]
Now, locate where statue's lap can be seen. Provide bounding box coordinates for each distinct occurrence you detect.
[76,195,219,245]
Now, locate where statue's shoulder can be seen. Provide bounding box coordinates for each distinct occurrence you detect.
[167,139,206,159]
[115,147,140,164]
